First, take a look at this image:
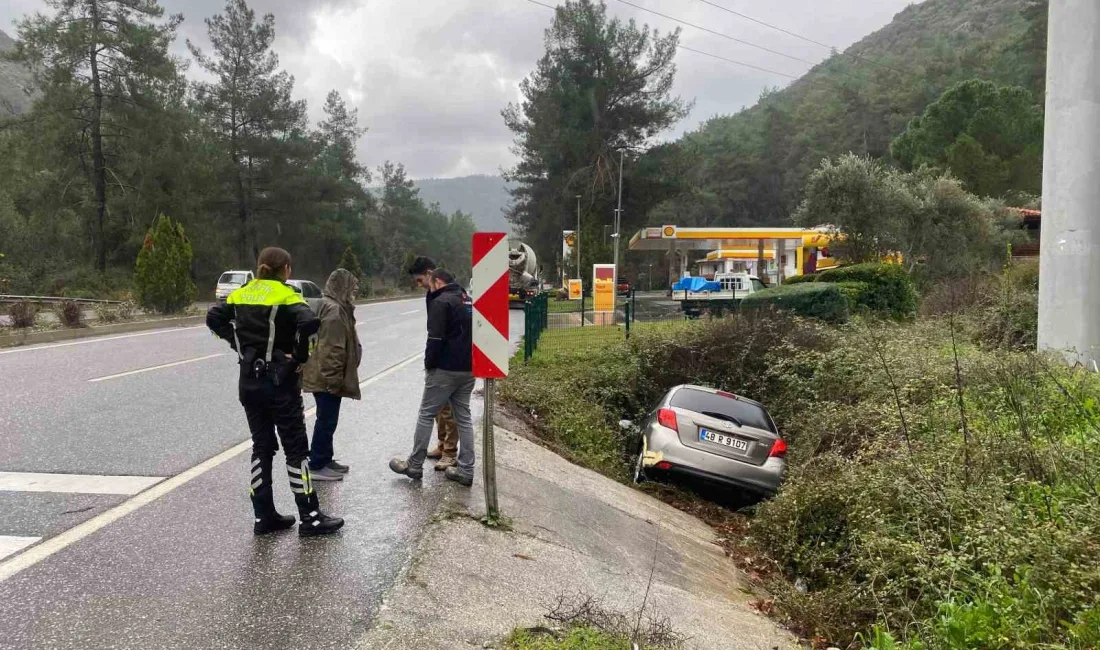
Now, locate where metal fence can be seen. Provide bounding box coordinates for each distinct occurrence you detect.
[522,289,687,362]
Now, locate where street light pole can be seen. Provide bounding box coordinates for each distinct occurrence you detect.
[575,194,582,282]
[612,150,624,293]
[1038,0,1100,367]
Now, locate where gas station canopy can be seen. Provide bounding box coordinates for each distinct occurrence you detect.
[627,226,828,253]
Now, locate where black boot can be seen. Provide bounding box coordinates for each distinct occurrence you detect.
[250,456,295,535]
[294,491,345,537]
[288,461,344,537]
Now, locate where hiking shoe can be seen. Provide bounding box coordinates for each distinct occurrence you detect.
[299,510,345,537]
[254,512,296,535]
[327,460,350,474]
[434,456,457,471]
[444,466,473,487]
[309,465,344,481]
[425,445,443,460]
[389,457,423,480]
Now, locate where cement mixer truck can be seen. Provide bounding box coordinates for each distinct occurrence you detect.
[508,242,541,307]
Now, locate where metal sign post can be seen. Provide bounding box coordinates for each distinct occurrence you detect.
[471,232,509,521]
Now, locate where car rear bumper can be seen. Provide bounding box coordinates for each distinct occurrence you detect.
[645,427,783,495]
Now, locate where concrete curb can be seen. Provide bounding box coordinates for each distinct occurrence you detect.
[0,316,206,348]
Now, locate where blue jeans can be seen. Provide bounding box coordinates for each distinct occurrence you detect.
[309,392,342,470]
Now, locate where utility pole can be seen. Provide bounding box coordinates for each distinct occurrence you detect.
[612,150,624,294]
[575,195,582,281]
[1038,0,1100,368]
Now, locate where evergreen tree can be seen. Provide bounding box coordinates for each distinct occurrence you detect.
[133,214,196,313]
[337,246,365,296]
[9,0,182,272]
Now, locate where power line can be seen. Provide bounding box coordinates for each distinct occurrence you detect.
[611,0,817,68]
[676,45,798,80]
[693,0,904,75]
[522,0,803,82]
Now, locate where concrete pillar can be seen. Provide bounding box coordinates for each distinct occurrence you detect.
[777,239,787,285]
[1038,0,1100,368]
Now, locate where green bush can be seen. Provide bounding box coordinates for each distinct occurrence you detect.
[337,246,369,297]
[784,273,817,284]
[133,215,197,314]
[741,283,850,323]
[816,263,918,319]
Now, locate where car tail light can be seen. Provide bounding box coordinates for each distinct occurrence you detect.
[655,461,672,471]
[769,438,788,458]
[657,408,678,432]
[716,390,739,400]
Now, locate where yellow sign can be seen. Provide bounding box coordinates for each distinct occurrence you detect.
[662,225,676,238]
[568,279,582,300]
[592,264,616,314]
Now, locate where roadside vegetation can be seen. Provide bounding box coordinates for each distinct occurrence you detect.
[501,260,1100,650]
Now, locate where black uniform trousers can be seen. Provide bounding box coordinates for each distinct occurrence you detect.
[238,363,315,515]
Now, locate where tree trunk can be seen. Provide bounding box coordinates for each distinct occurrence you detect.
[89,0,108,272]
[231,116,247,266]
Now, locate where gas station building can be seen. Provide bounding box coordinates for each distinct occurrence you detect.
[626,226,839,286]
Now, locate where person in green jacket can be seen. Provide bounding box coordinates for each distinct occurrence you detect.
[302,268,362,481]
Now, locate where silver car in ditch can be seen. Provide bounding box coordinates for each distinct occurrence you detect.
[631,384,786,497]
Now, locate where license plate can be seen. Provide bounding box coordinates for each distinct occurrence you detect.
[700,429,748,452]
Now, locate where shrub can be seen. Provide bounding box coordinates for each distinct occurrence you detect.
[54,300,85,328]
[94,299,136,324]
[741,283,850,323]
[7,301,37,328]
[816,263,918,319]
[784,273,817,284]
[337,246,368,297]
[133,214,197,314]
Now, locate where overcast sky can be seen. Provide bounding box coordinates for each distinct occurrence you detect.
[2,0,917,179]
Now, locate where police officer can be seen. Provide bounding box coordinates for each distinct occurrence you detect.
[207,247,345,537]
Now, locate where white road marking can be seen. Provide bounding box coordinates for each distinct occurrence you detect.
[87,353,226,383]
[0,537,40,562]
[0,472,165,495]
[400,310,420,315]
[0,350,425,584]
[0,325,206,356]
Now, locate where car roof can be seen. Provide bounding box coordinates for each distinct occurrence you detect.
[222,269,252,274]
[667,384,768,410]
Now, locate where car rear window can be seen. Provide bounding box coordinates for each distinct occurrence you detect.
[670,388,776,432]
[220,272,248,284]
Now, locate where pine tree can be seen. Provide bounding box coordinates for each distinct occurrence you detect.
[134,214,197,313]
[10,0,182,272]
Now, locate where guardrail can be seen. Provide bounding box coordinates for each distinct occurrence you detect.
[0,295,123,306]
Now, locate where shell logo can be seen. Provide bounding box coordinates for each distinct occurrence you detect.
[662,225,676,238]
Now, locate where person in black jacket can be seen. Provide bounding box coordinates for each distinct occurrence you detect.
[389,268,477,486]
[207,247,344,536]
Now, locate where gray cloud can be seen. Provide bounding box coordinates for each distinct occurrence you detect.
[2,0,916,178]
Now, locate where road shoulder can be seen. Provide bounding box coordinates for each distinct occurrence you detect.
[355,426,796,650]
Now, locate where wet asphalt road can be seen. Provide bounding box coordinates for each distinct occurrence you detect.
[0,298,524,650]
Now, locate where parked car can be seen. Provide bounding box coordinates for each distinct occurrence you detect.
[629,384,786,498]
[286,279,324,313]
[215,270,254,301]
[617,279,632,296]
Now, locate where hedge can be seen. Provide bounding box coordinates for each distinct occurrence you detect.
[741,282,850,323]
[815,263,917,320]
[784,273,817,285]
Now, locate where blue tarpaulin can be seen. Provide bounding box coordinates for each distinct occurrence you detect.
[672,277,720,292]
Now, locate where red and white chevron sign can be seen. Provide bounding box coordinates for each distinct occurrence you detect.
[471,232,509,379]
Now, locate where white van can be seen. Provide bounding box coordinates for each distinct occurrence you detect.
[215,270,254,301]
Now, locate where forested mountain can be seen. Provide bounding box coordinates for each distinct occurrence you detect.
[412,175,515,235]
[0,30,34,116]
[652,0,1046,229]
